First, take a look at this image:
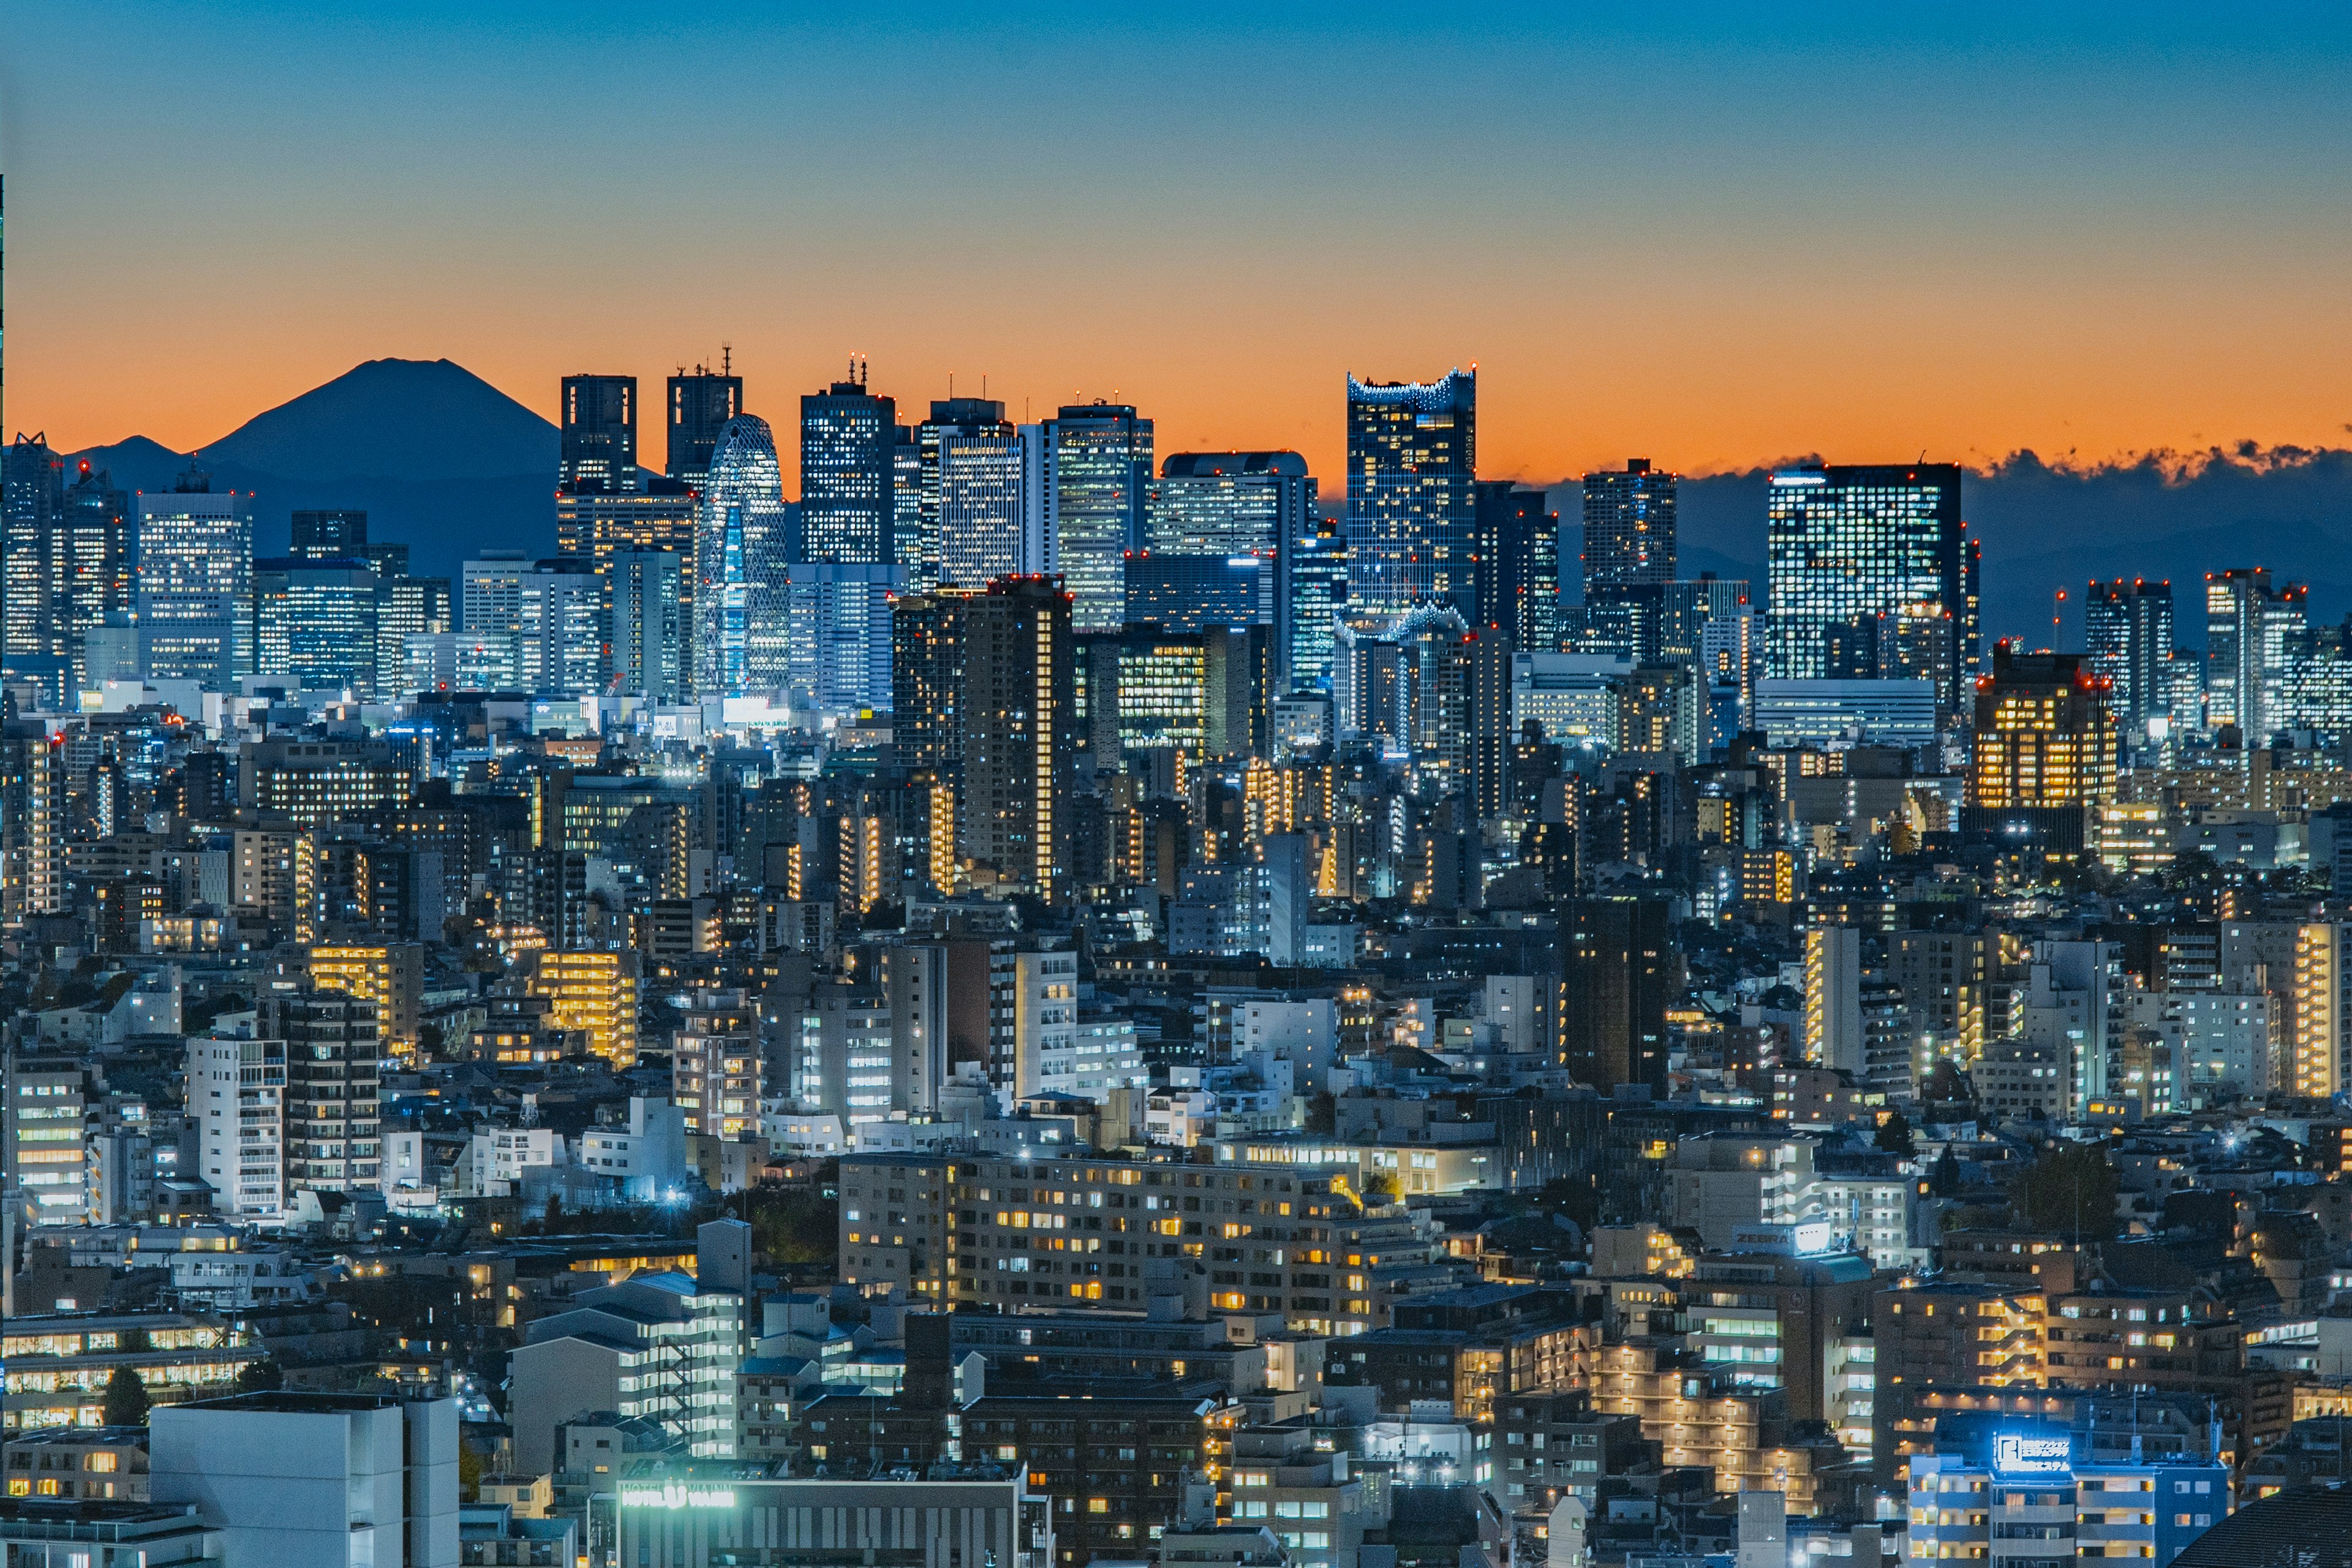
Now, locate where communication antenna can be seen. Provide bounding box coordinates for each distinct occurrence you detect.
[722,344,733,375]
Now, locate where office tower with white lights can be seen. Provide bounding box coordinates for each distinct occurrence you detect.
[922,399,1039,589]
[801,369,895,565]
[137,469,255,690]
[2085,578,2176,747]
[1344,368,1476,626]
[1044,401,1152,632]
[1763,462,1966,707]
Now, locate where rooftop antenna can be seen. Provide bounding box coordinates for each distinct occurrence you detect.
[722,343,733,376]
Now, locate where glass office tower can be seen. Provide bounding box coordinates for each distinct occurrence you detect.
[694,416,792,697]
[1344,369,1476,627]
[1046,402,1152,633]
[1763,462,1965,695]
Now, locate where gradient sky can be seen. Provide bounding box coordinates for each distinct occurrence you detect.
[7,2,2352,493]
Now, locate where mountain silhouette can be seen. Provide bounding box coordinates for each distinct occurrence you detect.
[200,357,556,483]
[69,358,558,583]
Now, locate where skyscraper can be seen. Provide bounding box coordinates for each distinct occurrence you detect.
[890,423,927,590]
[1763,463,1966,701]
[959,577,1075,905]
[1044,402,1152,633]
[1472,479,1560,650]
[1148,451,1312,557]
[2206,567,2306,743]
[137,467,255,690]
[255,558,379,693]
[2,432,66,690]
[1962,643,2119,856]
[693,415,791,696]
[560,374,639,493]
[1344,368,1476,626]
[519,557,603,695]
[666,362,744,488]
[1580,459,1676,596]
[612,548,686,706]
[800,370,896,566]
[1283,507,1347,698]
[290,508,369,561]
[922,399,1038,589]
[53,464,133,698]
[2084,578,2176,745]
[375,573,451,699]
[556,479,698,688]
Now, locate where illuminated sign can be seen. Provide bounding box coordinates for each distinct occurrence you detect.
[619,1482,739,1510]
[1992,1433,2071,1476]
[1790,1221,1834,1257]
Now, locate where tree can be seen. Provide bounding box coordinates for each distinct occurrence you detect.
[102,1366,150,1427]
[232,1359,284,1396]
[1874,1111,1917,1159]
[1362,1170,1402,1205]
[1304,1092,1337,1136]
[2016,1142,2122,1241]
[458,1442,485,1502]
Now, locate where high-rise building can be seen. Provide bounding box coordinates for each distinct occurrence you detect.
[560,373,639,492]
[1558,896,1675,1093]
[2205,567,2307,743]
[674,989,761,1140]
[1763,463,1966,704]
[289,508,368,561]
[1344,369,1476,625]
[959,578,1075,904]
[1,433,66,686]
[524,948,642,1068]
[0,720,65,924]
[1963,643,2119,856]
[612,548,686,705]
[1472,479,1560,650]
[255,558,379,693]
[801,369,896,566]
[2084,578,2176,745]
[137,469,255,690]
[1150,451,1312,557]
[186,1036,286,1219]
[513,557,602,696]
[374,573,452,699]
[889,423,927,590]
[556,478,698,686]
[1580,459,1676,596]
[922,399,1038,590]
[785,562,902,720]
[1282,505,1348,697]
[666,362,744,488]
[1044,402,1152,632]
[263,987,383,1195]
[462,550,530,634]
[693,415,792,697]
[4,457,132,706]
[1804,925,1863,1076]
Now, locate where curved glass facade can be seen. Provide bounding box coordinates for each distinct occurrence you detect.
[693,415,791,698]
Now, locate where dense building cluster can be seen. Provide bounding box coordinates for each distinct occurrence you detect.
[7,361,2352,1568]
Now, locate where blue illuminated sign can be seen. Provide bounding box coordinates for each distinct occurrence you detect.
[1992,1432,2071,1476]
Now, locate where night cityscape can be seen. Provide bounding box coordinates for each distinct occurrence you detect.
[3,7,2352,1568]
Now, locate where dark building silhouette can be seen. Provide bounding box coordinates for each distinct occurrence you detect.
[666,363,744,487]
[560,374,638,493]
[1558,896,1675,1093]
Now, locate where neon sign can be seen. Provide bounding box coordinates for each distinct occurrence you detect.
[1992,1433,2070,1476]
[619,1482,738,1509]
